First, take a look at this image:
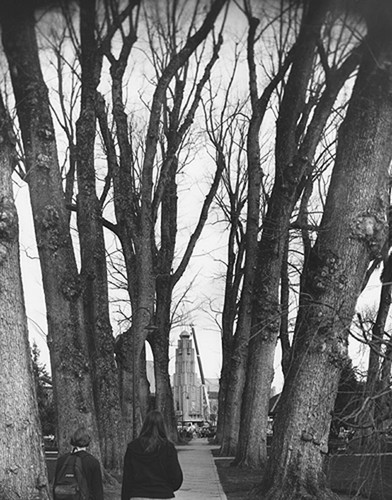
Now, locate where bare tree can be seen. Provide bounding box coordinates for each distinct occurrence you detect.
[236,0,362,468]
[74,0,125,472]
[98,0,229,440]
[217,0,296,457]
[206,100,249,447]
[261,1,392,497]
[0,3,101,458]
[347,247,392,449]
[0,89,51,498]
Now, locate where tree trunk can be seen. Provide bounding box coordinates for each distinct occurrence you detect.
[280,237,291,378]
[149,325,178,441]
[104,13,155,442]
[76,0,124,472]
[105,0,228,441]
[0,91,51,500]
[219,13,274,458]
[236,0,360,468]
[261,4,392,496]
[149,154,179,440]
[219,141,261,457]
[236,2,327,467]
[356,254,392,444]
[0,5,101,458]
[216,219,243,446]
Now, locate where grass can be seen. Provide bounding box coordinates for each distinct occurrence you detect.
[214,458,262,499]
[213,452,392,500]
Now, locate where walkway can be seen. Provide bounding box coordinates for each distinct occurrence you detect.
[175,439,227,500]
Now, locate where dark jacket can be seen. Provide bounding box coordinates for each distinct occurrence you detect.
[53,450,104,500]
[121,438,183,499]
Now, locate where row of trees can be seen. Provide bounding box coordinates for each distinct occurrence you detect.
[1,0,392,498]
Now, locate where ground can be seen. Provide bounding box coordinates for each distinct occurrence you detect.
[214,458,261,499]
[104,482,121,500]
[214,458,362,500]
[91,441,392,499]
[214,454,392,500]
[102,451,392,500]
[104,463,364,500]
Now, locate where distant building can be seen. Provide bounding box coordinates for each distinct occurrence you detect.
[172,329,219,423]
[204,378,219,423]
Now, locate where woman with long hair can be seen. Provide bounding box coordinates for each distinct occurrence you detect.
[121,410,183,500]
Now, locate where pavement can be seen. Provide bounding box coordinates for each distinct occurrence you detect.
[175,439,228,500]
[46,438,227,499]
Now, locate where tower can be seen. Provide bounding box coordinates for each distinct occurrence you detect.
[173,330,203,422]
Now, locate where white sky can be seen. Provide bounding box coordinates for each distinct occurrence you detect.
[16,166,375,388]
[13,0,376,390]
[15,170,228,380]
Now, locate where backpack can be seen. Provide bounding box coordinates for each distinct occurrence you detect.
[53,453,89,500]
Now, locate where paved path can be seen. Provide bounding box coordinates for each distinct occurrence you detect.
[175,439,227,500]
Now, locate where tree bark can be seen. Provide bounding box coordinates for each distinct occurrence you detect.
[0,4,101,458]
[236,0,362,468]
[0,90,51,500]
[76,0,124,472]
[219,15,263,457]
[106,0,228,440]
[216,205,244,446]
[101,7,142,440]
[218,7,298,456]
[261,3,392,496]
[151,156,180,440]
[236,1,331,468]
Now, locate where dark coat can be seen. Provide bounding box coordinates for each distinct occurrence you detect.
[53,450,104,500]
[121,438,183,500]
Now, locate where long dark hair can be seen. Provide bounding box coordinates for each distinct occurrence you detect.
[138,410,169,453]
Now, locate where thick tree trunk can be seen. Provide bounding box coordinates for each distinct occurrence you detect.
[261,4,392,496]
[107,28,155,443]
[262,338,341,500]
[116,327,140,442]
[235,2,327,466]
[76,0,124,473]
[152,157,180,440]
[149,328,178,441]
[116,304,154,441]
[236,0,360,468]
[107,0,228,441]
[0,5,101,457]
[0,93,51,500]
[152,290,179,441]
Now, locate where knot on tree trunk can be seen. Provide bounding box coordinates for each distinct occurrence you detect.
[0,198,18,263]
[350,211,388,259]
[36,153,51,169]
[38,126,54,141]
[61,274,82,301]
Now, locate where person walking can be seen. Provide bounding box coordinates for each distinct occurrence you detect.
[53,426,104,500]
[121,410,183,500]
